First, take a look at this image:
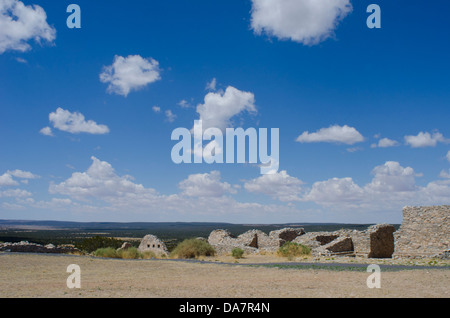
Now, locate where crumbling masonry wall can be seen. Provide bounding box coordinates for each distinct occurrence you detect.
[394,205,449,258]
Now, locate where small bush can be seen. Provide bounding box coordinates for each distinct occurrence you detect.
[231,248,244,259]
[170,238,215,259]
[94,247,118,258]
[117,247,142,259]
[277,242,311,259]
[141,251,157,259]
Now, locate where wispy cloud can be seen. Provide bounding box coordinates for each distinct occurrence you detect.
[165,110,176,123]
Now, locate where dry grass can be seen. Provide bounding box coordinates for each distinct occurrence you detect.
[0,253,448,298]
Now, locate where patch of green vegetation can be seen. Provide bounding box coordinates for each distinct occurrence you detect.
[277,242,311,260]
[93,247,150,259]
[141,251,157,259]
[93,247,119,258]
[170,238,215,259]
[231,248,244,259]
[77,236,123,253]
[116,247,142,259]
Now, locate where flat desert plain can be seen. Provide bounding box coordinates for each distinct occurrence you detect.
[0,253,449,298]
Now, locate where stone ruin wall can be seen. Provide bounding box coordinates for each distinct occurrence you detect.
[208,206,449,259]
[208,228,305,255]
[138,234,169,256]
[208,225,397,258]
[394,205,449,258]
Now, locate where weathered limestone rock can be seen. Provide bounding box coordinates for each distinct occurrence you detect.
[208,229,258,255]
[208,229,236,246]
[236,230,261,248]
[294,231,340,248]
[394,206,450,258]
[138,234,169,256]
[322,236,353,253]
[269,228,305,247]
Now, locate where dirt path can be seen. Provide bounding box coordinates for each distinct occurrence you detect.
[0,253,448,298]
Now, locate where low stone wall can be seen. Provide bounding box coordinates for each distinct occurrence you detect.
[394,205,449,258]
[208,228,305,255]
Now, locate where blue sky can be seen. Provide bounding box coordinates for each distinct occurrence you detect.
[1,0,449,224]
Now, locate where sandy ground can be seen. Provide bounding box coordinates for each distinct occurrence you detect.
[0,253,448,298]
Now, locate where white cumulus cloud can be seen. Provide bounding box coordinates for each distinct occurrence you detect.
[371,137,399,148]
[196,86,256,132]
[366,161,418,193]
[39,126,53,136]
[404,131,447,148]
[178,171,236,198]
[0,0,56,54]
[244,170,304,202]
[48,108,109,135]
[250,0,352,45]
[304,177,365,206]
[49,156,158,202]
[302,161,450,210]
[296,124,364,145]
[7,169,39,179]
[0,173,19,186]
[99,55,161,97]
[0,188,31,198]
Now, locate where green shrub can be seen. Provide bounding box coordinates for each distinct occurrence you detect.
[77,236,123,253]
[117,247,142,259]
[231,248,244,259]
[170,238,215,259]
[94,247,119,258]
[141,251,157,259]
[277,242,311,259]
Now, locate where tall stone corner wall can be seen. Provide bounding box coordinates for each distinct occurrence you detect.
[394,205,449,258]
